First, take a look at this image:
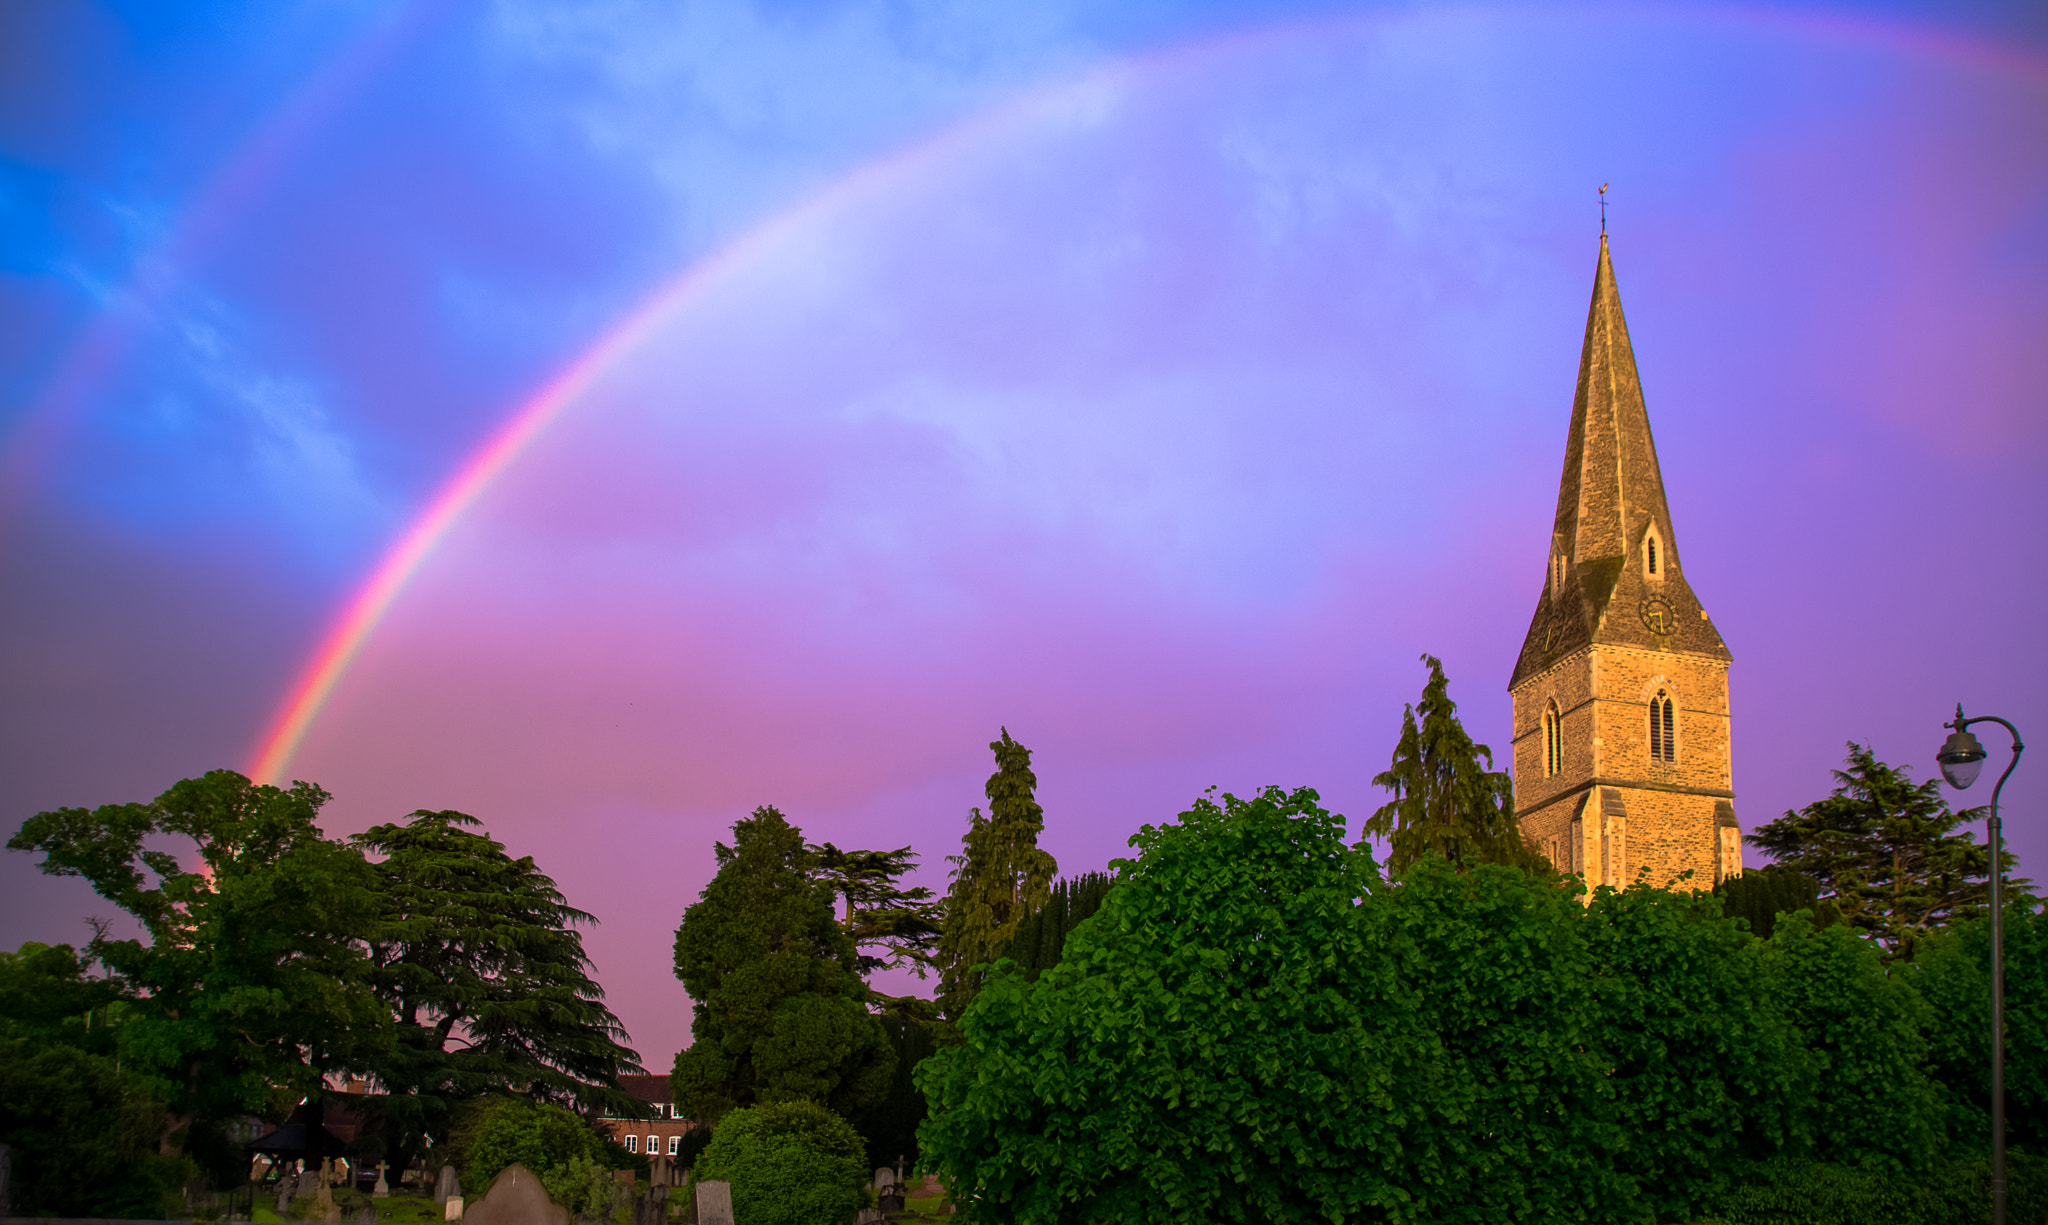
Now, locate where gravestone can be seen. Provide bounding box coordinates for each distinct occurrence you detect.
[276,1171,296,1217]
[435,1165,462,1206]
[299,1167,324,1198]
[444,1196,464,1221]
[355,1207,378,1225]
[315,1159,343,1225]
[374,1162,390,1197]
[461,1165,566,1225]
[874,1166,895,1192]
[693,1179,733,1225]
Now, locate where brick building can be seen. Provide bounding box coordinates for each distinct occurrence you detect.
[598,1074,702,1162]
[1510,232,1744,891]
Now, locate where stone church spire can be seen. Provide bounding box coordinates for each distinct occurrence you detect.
[1510,234,1731,691]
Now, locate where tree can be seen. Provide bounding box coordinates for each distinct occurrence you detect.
[694,1100,869,1225]
[1714,864,1841,940]
[937,729,1057,1016]
[999,871,1115,981]
[670,806,893,1122]
[916,783,1959,1225]
[1905,898,2048,1153]
[1747,742,2024,958]
[919,786,1627,1225]
[8,770,386,1183]
[459,1096,614,1188]
[1362,653,1533,872]
[809,842,943,978]
[352,810,644,1168]
[0,942,182,1218]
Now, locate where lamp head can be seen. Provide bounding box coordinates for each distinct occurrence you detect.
[1938,706,1987,790]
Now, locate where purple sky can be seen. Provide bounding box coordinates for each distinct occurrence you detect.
[5,1,2047,1068]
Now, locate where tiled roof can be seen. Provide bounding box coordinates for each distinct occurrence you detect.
[614,1074,671,1104]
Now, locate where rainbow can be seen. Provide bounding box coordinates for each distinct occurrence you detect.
[244,6,2048,784]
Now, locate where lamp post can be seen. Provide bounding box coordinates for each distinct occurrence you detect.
[1936,704,2025,1225]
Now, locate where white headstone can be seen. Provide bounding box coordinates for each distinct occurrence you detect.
[373,1163,390,1197]
[694,1179,733,1225]
[444,1196,464,1221]
[874,1166,895,1191]
[435,1165,462,1206]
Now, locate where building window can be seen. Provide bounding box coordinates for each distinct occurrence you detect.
[1544,702,1564,777]
[646,1135,658,1155]
[1649,692,1675,762]
[1647,539,1658,575]
[625,1135,638,1154]
[651,1103,664,1118]
[668,1136,681,1157]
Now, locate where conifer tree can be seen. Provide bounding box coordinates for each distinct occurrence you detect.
[1363,654,1532,873]
[1747,742,2026,959]
[808,843,942,977]
[670,806,893,1122]
[1001,871,1116,980]
[937,729,1058,1017]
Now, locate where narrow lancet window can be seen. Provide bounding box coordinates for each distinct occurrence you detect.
[1544,703,1563,777]
[1647,539,1658,574]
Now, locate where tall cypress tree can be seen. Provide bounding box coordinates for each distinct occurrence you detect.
[1363,654,1532,873]
[670,806,893,1122]
[1001,872,1116,980]
[937,729,1058,1018]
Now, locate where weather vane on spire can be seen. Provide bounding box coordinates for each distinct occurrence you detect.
[1599,183,1609,234]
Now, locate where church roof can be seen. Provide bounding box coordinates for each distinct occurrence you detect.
[1510,234,1730,691]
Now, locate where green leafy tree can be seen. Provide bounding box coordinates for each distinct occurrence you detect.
[694,1100,869,1225]
[352,810,643,1166]
[998,871,1115,981]
[810,843,943,978]
[671,806,892,1123]
[920,786,1623,1225]
[917,783,1959,1225]
[0,942,183,1217]
[937,729,1057,1016]
[459,1096,612,1189]
[8,770,386,1182]
[1905,898,2048,1152]
[1362,653,1533,872]
[1748,742,2023,958]
[1715,863,1841,940]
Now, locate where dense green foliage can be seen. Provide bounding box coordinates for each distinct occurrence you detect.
[937,729,1058,1016]
[353,810,642,1165]
[694,1100,869,1225]
[671,806,892,1122]
[1706,1153,2048,1225]
[0,942,184,1218]
[1747,743,2022,958]
[1716,864,1841,939]
[1361,654,1533,871]
[918,784,1998,1225]
[999,871,1115,980]
[9,770,386,1184]
[1903,899,2048,1152]
[458,1096,612,1190]
[846,1013,938,1172]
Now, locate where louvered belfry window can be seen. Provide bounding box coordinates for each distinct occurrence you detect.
[1649,692,1675,762]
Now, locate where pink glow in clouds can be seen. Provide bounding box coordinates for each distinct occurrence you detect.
[275,10,2048,1063]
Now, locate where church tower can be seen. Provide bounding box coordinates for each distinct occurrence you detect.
[1510,233,1743,890]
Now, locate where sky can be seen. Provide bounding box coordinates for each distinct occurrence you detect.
[4,0,2046,1068]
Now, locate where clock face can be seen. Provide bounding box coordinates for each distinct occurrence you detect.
[1640,596,1675,635]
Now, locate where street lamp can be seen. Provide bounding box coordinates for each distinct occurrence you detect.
[1936,704,2025,1225]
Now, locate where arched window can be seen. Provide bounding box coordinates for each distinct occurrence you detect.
[1544,702,1564,777]
[1648,691,1675,762]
